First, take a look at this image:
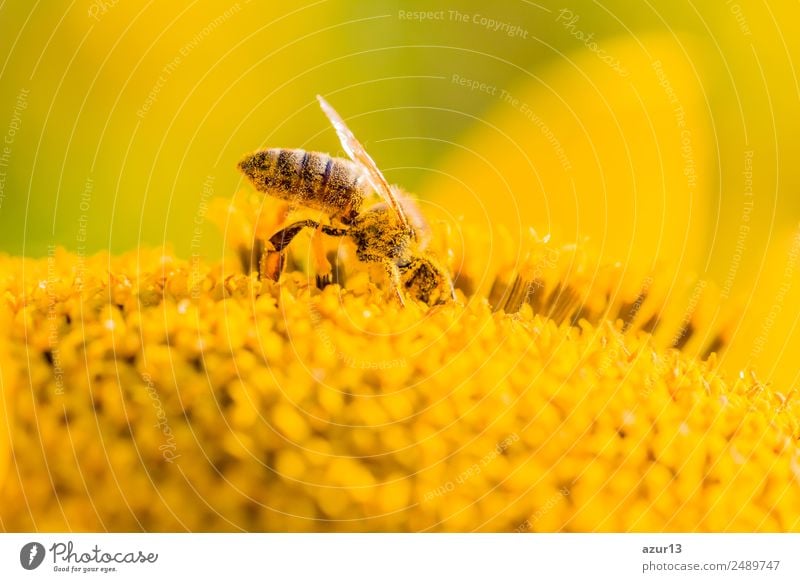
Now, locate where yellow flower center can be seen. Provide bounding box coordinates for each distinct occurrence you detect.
[0,199,798,532]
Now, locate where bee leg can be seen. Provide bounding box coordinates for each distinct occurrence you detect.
[316,226,349,289]
[269,220,320,252]
[263,220,349,282]
[258,220,316,282]
[382,260,406,307]
[268,220,348,252]
[260,246,285,281]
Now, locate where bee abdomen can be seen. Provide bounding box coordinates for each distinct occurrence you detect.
[238,148,366,222]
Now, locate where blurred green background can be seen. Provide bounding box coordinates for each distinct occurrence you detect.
[1,1,800,382]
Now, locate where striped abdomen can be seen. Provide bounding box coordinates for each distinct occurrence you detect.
[238,148,367,223]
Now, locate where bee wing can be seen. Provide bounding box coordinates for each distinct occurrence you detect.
[317,95,411,231]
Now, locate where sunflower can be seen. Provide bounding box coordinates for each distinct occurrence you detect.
[1,188,798,533]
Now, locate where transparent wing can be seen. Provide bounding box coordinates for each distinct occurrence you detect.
[317,95,410,231]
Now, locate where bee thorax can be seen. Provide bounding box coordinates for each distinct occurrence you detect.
[350,208,413,263]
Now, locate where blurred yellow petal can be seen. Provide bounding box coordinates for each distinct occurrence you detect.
[721,223,800,391]
[425,34,712,277]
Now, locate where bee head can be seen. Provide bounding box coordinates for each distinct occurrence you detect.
[399,256,455,306]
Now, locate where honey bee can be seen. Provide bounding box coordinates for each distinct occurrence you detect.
[237,95,455,306]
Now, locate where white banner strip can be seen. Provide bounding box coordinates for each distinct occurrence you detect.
[1,533,798,581]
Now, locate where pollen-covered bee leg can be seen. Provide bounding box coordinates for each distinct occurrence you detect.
[382,260,406,307]
[259,220,317,282]
[263,219,348,282]
[268,220,348,253]
[259,245,285,281]
[269,220,319,253]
